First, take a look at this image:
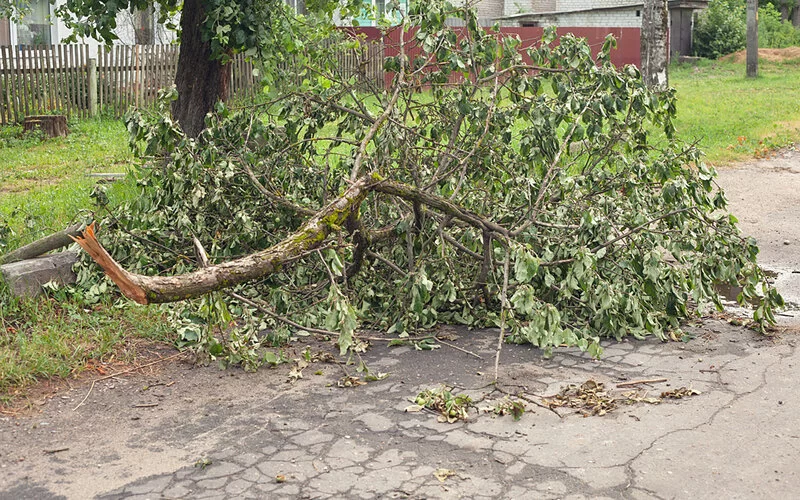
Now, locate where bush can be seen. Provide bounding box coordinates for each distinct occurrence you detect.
[759,3,800,48]
[694,0,746,58]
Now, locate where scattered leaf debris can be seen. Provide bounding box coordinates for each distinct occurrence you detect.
[479,397,526,421]
[434,468,457,482]
[413,386,472,423]
[660,387,701,399]
[543,379,700,417]
[337,376,365,388]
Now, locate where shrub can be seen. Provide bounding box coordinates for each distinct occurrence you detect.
[759,3,800,48]
[694,0,746,58]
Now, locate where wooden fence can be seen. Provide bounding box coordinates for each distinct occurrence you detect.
[0,40,384,126]
[0,44,259,125]
[0,45,91,125]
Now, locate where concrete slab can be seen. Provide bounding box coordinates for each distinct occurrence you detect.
[0,252,78,298]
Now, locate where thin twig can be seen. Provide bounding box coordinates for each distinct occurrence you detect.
[73,352,185,411]
[43,448,70,454]
[366,250,407,276]
[494,247,511,382]
[616,378,668,388]
[436,338,483,359]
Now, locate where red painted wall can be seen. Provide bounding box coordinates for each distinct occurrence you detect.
[343,26,641,89]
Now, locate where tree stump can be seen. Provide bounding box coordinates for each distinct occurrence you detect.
[22,115,69,138]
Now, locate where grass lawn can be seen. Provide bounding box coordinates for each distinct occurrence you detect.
[0,119,171,404]
[671,55,800,164]
[0,118,135,248]
[1,52,800,403]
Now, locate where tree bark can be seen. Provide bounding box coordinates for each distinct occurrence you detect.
[71,177,374,304]
[0,223,84,265]
[22,115,68,137]
[640,0,669,91]
[746,0,758,78]
[172,0,230,138]
[72,175,515,305]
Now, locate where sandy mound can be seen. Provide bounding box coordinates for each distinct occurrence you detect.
[722,47,800,63]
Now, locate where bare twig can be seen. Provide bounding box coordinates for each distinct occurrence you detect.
[616,378,668,388]
[495,247,511,382]
[43,448,70,454]
[73,352,186,411]
[436,338,483,359]
[366,250,407,276]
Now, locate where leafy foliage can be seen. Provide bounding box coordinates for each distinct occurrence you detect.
[694,0,800,59]
[53,0,361,65]
[758,3,800,48]
[78,2,781,367]
[694,0,747,59]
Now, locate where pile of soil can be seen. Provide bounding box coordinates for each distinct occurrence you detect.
[722,47,800,63]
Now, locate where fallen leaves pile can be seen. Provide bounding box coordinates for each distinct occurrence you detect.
[543,380,700,417]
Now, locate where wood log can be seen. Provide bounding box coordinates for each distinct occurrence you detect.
[22,115,68,137]
[71,176,373,304]
[0,223,84,265]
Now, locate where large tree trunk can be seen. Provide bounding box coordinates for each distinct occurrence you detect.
[172,0,230,138]
[640,0,669,91]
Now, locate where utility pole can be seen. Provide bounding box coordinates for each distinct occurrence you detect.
[746,0,758,78]
[640,0,669,91]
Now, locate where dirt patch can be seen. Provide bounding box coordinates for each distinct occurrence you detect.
[0,340,180,417]
[722,47,800,64]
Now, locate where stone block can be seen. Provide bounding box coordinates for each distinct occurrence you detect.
[0,252,78,298]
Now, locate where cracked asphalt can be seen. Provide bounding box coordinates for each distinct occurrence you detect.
[1,152,799,499]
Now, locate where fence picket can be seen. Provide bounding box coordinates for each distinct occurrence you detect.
[0,46,8,125]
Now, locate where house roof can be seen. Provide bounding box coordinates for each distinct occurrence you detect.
[499,0,707,21]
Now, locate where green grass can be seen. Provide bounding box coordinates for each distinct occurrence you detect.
[0,118,136,249]
[0,119,171,404]
[0,289,172,401]
[671,55,800,164]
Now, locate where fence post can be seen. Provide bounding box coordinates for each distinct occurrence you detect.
[88,57,98,117]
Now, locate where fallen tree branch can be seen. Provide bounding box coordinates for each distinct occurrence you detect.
[0,223,84,265]
[373,180,509,236]
[72,176,374,304]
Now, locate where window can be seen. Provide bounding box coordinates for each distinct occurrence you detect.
[17,0,51,45]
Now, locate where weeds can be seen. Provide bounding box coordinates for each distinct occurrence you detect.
[0,281,172,399]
